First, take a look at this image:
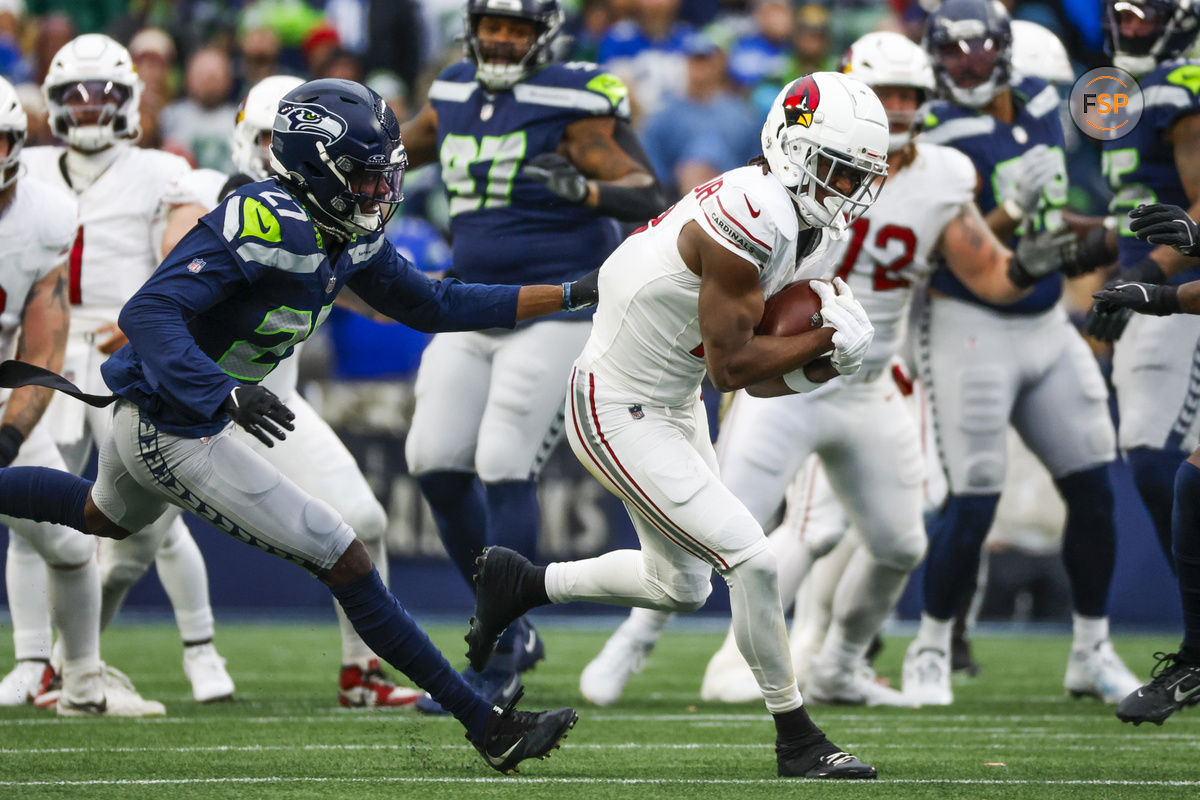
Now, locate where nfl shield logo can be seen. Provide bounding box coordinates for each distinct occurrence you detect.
[628,405,644,420]
[187,258,206,273]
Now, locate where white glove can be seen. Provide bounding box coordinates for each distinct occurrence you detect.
[811,278,874,376]
[1003,144,1059,217]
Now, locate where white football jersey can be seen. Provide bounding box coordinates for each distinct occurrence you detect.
[579,166,829,405]
[822,143,976,376]
[0,178,77,359]
[21,145,198,333]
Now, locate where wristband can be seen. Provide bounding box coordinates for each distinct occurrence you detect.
[1002,197,1025,222]
[783,366,821,394]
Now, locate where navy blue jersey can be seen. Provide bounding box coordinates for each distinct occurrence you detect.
[919,75,1068,314]
[429,60,628,287]
[1104,59,1200,283]
[103,180,521,437]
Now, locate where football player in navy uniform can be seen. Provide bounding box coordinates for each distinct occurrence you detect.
[0,79,589,773]
[399,0,666,709]
[903,0,1135,706]
[1087,1,1200,578]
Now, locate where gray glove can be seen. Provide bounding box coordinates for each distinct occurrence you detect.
[1002,144,1059,217]
[522,153,588,203]
[1007,228,1079,288]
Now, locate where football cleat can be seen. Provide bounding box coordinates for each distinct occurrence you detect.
[902,641,953,706]
[777,736,877,779]
[58,665,166,717]
[950,625,981,676]
[1064,639,1140,704]
[806,659,917,708]
[579,627,655,707]
[1116,652,1200,726]
[468,687,578,774]
[466,547,540,673]
[514,618,546,674]
[32,664,61,709]
[416,665,521,715]
[182,643,235,703]
[0,660,49,706]
[339,659,422,708]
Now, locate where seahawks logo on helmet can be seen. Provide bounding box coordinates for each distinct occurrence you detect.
[276,102,347,144]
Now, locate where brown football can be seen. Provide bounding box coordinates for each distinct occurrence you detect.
[756,279,827,336]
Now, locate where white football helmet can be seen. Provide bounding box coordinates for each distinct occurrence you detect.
[0,76,26,191]
[1011,20,1075,84]
[43,34,143,152]
[232,74,305,180]
[761,72,889,236]
[840,31,935,152]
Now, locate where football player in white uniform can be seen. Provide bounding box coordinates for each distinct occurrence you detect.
[582,32,1082,708]
[144,74,421,708]
[2,34,234,704]
[463,72,887,779]
[0,76,164,716]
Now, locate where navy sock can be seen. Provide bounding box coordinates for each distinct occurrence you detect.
[1055,465,1117,618]
[329,568,492,737]
[922,494,1000,620]
[1128,447,1186,572]
[485,479,541,657]
[0,466,93,532]
[417,471,488,590]
[1172,462,1200,661]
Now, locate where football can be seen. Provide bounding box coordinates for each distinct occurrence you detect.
[756,279,827,336]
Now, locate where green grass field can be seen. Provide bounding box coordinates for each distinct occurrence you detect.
[0,620,1197,799]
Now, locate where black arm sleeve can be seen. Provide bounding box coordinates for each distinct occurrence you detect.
[592,119,671,222]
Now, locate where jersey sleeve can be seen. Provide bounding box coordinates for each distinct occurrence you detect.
[537,62,632,121]
[1146,63,1200,131]
[199,186,314,283]
[163,168,227,211]
[694,177,777,270]
[35,188,78,280]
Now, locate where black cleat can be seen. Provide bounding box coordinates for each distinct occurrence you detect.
[466,547,539,673]
[777,736,877,779]
[468,687,578,774]
[1116,652,1200,726]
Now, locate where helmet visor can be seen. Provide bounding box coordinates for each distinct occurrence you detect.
[48,80,132,127]
[790,136,887,226]
[935,37,1002,90]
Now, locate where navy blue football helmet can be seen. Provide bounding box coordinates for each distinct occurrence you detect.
[924,0,1012,108]
[465,0,564,90]
[1104,0,1200,77]
[269,79,406,237]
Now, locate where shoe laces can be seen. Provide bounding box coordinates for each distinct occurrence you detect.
[102,665,138,693]
[1148,651,1187,686]
[484,686,540,744]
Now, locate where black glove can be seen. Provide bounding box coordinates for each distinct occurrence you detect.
[1060,226,1117,278]
[221,384,295,448]
[1007,228,1079,289]
[0,424,24,467]
[1083,256,1168,342]
[522,153,589,203]
[1129,203,1200,257]
[562,268,599,312]
[1092,281,1181,317]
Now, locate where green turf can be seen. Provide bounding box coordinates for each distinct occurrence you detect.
[0,620,1196,799]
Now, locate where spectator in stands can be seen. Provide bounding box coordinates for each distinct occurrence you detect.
[598,0,693,118]
[0,0,30,83]
[239,26,283,88]
[792,2,835,76]
[727,0,792,92]
[160,46,236,171]
[315,46,364,82]
[640,32,759,196]
[31,13,72,84]
[129,28,177,106]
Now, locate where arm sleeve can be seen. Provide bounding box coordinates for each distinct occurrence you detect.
[347,242,522,332]
[117,225,250,420]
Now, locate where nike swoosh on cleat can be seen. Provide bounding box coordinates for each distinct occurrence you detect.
[1173,684,1200,703]
[744,195,760,218]
[523,630,538,655]
[486,739,523,767]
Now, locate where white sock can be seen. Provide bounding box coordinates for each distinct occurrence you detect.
[49,558,100,668]
[1072,614,1109,650]
[914,613,953,654]
[617,608,671,645]
[546,551,682,607]
[338,537,388,667]
[155,517,216,643]
[6,534,52,661]
[819,547,912,670]
[725,549,802,713]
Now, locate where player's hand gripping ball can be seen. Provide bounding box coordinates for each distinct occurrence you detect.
[756,279,828,336]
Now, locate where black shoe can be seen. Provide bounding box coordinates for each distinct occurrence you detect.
[468,687,578,774]
[777,736,877,779]
[514,618,546,674]
[1116,652,1200,726]
[950,629,981,677]
[467,547,538,673]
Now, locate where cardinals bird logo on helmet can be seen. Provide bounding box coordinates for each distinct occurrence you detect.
[783,77,821,128]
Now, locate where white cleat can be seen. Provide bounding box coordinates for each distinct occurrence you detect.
[1064,640,1141,704]
[58,665,166,717]
[806,659,918,708]
[0,660,49,706]
[579,631,655,706]
[183,643,235,703]
[902,641,953,706]
[699,637,760,703]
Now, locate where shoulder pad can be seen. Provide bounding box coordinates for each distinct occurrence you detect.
[518,63,631,118]
[917,103,996,145]
[214,183,324,274]
[695,171,783,269]
[430,61,480,103]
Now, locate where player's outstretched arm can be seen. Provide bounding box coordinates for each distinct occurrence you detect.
[683,222,833,394]
[1092,279,1200,317]
[399,103,440,170]
[0,265,70,466]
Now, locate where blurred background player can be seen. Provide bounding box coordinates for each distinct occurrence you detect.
[398,0,666,710]
[2,33,234,705]
[0,75,162,716]
[463,72,888,779]
[115,73,421,708]
[905,0,1134,706]
[1086,0,1200,579]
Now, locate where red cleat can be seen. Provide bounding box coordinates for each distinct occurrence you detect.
[338,659,422,708]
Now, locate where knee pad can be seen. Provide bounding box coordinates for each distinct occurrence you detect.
[662,571,712,612]
[870,523,927,572]
[342,497,387,543]
[723,546,780,600]
[40,525,96,567]
[101,556,150,589]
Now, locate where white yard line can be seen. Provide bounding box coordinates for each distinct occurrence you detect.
[1,777,1199,788]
